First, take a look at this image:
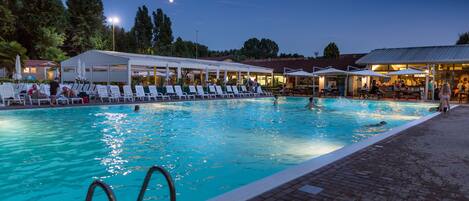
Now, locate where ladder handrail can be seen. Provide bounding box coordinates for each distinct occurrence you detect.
[85,180,117,201]
[137,165,176,201]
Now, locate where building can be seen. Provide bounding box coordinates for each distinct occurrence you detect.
[0,60,58,81]
[357,45,469,99]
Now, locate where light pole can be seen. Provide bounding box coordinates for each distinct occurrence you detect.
[108,17,120,51]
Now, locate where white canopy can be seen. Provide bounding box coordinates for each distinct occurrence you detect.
[349,70,388,77]
[388,68,426,75]
[284,70,316,77]
[313,67,349,76]
[61,50,273,84]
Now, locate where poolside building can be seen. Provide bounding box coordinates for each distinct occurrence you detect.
[0,60,58,81]
[356,45,469,100]
[60,50,274,86]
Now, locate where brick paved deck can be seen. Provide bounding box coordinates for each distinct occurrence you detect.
[250,106,469,201]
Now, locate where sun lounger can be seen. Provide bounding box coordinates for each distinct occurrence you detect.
[148,86,170,100]
[208,85,219,97]
[109,85,124,102]
[226,85,239,97]
[135,85,150,101]
[256,86,272,96]
[165,85,176,98]
[96,85,115,102]
[0,84,26,106]
[174,85,194,100]
[240,85,254,96]
[122,85,135,102]
[216,85,233,98]
[196,85,214,99]
[231,86,244,97]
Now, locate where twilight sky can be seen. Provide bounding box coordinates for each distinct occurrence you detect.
[101,0,469,56]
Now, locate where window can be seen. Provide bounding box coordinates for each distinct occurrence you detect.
[30,67,37,73]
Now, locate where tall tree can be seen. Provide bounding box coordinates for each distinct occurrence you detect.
[131,5,154,54]
[35,27,68,62]
[0,41,28,77]
[323,42,340,59]
[241,38,279,59]
[13,0,67,58]
[153,8,174,55]
[456,32,469,45]
[65,0,106,56]
[0,4,15,41]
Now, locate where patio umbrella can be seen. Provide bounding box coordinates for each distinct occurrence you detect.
[349,70,388,77]
[13,55,22,80]
[388,68,425,75]
[312,67,349,76]
[284,70,316,77]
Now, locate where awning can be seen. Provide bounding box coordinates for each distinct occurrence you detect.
[388,68,426,75]
[313,67,349,76]
[349,70,388,77]
[284,70,316,77]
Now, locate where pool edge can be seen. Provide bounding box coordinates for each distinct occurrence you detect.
[208,105,457,201]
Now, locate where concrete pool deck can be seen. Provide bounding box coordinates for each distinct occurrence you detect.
[250,106,469,201]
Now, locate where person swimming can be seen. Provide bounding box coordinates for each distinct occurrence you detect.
[273,95,279,105]
[134,105,140,112]
[365,121,387,127]
[305,97,316,110]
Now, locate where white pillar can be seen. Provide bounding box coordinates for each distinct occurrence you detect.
[107,65,111,85]
[432,64,436,101]
[165,64,170,85]
[271,72,274,87]
[60,65,64,84]
[205,67,209,82]
[224,69,228,83]
[424,65,429,101]
[238,71,241,84]
[216,68,220,80]
[127,61,132,85]
[90,65,94,84]
[177,66,182,80]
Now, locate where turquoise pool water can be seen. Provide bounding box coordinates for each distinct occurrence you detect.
[0,97,435,201]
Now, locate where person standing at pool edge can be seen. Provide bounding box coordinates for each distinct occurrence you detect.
[50,77,60,105]
[439,83,451,113]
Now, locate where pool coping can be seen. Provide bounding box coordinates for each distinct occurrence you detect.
[209,105,456,201]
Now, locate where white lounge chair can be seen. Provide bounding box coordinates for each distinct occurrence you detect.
[174,85,194,100]
[257,86,272,96]
[231,86,244,97]
[0,84,26,106]
[240,85,254,96]
[28,85,51,105]
[96,85,115,102]
[188,85,199,98]
[208,85,219,97]
[216,85,233,98]
[135,85,150,101]
[148,86,170,100]
[225,85,238,97]
[109,85,124,102]
[122,85,135,102]
[165,85,176,98]
[196,85,214,99]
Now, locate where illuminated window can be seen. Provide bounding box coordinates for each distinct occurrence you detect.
[23,68,30,73]
[30,67,37,73]
[390,64,407,70]
[371,65,389,71]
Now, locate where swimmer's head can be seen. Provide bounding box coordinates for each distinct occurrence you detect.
[380,121,387,125]
[274,95,278,99]
[134,105,140,112]
[309,97,313,102]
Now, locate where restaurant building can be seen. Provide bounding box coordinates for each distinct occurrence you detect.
[356,45,469,100]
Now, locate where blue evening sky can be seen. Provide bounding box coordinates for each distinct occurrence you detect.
[100,0,469,56]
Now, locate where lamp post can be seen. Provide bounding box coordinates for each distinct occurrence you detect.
[108,17,120,51]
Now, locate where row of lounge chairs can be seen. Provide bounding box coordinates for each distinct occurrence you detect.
[0,83,84,106]
[95,85,272,103]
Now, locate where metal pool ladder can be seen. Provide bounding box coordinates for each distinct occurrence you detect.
[85,165,176,201]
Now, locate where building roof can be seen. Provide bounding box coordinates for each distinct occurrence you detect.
[25,60,58,67]
[60,50,273,73]
[356,45,469,65]
[243,54,365,73]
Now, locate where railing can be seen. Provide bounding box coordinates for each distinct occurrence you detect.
[84,166,176,201]
[85,180,117,201]
[137,166,176,201]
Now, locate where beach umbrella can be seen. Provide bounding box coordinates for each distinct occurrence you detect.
[76,59,82,80]
[13,55,22,80]
[349,70,388,77]
[81,62,86,80]
[388,68,425,75]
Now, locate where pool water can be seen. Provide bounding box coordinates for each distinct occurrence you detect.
[0,97,435,201]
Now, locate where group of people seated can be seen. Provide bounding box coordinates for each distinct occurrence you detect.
[26,78,79,105]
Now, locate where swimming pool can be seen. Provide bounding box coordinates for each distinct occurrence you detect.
[0,97,435,201]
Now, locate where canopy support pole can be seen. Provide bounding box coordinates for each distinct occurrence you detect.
[127,61,132,85]
[90,65,93,84]
[224,70,228,84]
[424,65,429,101]
[432,64,436,101]
[153,66,157,86]
[107,65,111,85]
[177,66,182,82]
[60,65,64,84]
[238,71,241,85]
[271,72,274,87]
[205,67,209,85]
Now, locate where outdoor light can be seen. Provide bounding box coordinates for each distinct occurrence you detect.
[107,16,120,51]
[169,0,174,3]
